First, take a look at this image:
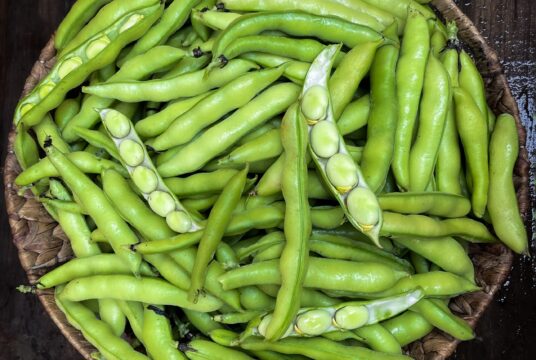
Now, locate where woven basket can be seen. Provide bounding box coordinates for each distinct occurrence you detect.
[3,0,530,359]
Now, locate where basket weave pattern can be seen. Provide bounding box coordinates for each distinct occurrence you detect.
[2,1,530,359]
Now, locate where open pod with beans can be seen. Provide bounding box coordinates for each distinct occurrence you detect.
[6,0,529,359]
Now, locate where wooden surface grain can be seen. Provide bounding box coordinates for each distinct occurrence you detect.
[1,0,534,359]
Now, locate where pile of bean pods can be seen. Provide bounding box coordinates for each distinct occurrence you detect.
[13,0,528,359]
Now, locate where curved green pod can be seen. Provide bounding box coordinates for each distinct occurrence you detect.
[100,109,202,233]
[252,289,424,338]
[301,45,383,247]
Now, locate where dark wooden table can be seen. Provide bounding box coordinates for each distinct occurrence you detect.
[1,1,534,359]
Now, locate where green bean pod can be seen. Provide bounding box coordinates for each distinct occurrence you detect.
[189,166,248,301]
[219,257,409,293]
[15,151,127,186]
[459,50,488,125]
[55,0,113,50]
[192,9,242,31]
[237,335,411,360]
[354,323,403,354]
[349,271,480,299]
[408,52,451,191]
[378,192,471,217]
[453,87,489,217]
[182,339,254,360]
[253,289,423,338]
[302,45,383,246]
[157,83,300,177]
[191,0,216,41]
[100,108,202,233]
[217,128,282,166]
[55,287,149,360]
[123,0,200,63]
[211,11,384,67]
[488,113,528,253]
[83,59,257,102]
[63,46,187,142]
[393,236,474,281]
[59,0,161,57]
[54,97,80,130]
[73,126,120,160]
[14,2,163,127]
[152,66,285,150]
[436,32,462,194]
[164,169,241,198]
[117,300,145,344]
[337,95,370,135]
[240,52,310,84]
[221,35,345,65]
[392,8,430,190]
[138,203,285,254]
[142,305,187,360]
[329,41,380,119]
[360,23,399,192]
[44,145,142,274]
[135,93,211,138]
[221,0,389,31]
[381,212,496,243]
[263,102,311,340]
[33,114,70,153]
[183,308,223,336]
[37,254,156,289]
[240,286,276,311]
[382,311,433,346]
[309,235,413,273]
[410,299,474,340]
[61,275,222,312]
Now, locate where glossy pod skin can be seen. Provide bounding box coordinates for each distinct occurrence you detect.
[410,298,474,340]
[55,287,149,360]
[60,275,223,312]
[328,41,380,119]
[14,151,127,186]
[381,212,496,243]
[220,0,390,31]
[253,289,424,338]
[359,23,399,193]
[263,102,311,340]
[14,2,163,127]
[382,311,434,346]
[436,26,463,194]
[211,329,411,360]
[392,8,430,190]
[36,254,156,289]
[82,59,258,102]
[219,257,409,293]
[142,305,187,360]
[301,45,383,246]
[488,114,528,253]
[152,66,285,150]
[453,87,489,217]
[211,11,384,67]
[58,0,161,57]
[156,83,300,177]
[393,236,475,281]
[408,52,451,192]
[189,167,248,301]
[63,45,188,142]
[54,0,113,50]
[122,0,200,63]
[100,108,202,233]
[44,145,142,275]
[378,192,471,217]
[134,93,211,139]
